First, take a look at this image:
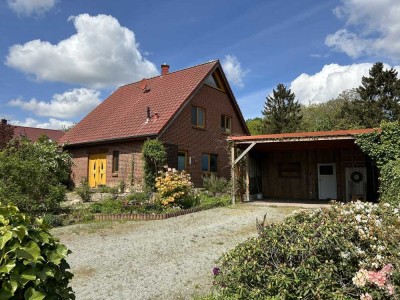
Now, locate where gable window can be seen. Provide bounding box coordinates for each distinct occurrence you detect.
[201,153,217,173]
[112,151,119,174]
[178,151,188,171]
[191,106,205,128]
[221,115,232,133]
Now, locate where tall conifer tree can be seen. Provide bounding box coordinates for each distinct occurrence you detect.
[262,83,302,133]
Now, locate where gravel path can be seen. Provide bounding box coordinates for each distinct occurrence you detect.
[52,203,317,300]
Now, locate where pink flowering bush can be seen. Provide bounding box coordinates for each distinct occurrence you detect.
[155,167,199,208]
[212,201,400,299]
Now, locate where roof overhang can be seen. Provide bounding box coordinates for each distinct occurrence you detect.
[61,133,157,148]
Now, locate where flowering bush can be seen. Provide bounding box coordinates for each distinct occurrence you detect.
[155,167,198,208]
[212,201,400,299]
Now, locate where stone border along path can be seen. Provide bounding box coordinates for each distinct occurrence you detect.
[52,202,327,300]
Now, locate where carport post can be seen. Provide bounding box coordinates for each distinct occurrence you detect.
[231,144,236,204]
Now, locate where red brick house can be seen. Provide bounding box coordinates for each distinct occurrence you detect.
[1,119,65,142]
[60,61,249,189]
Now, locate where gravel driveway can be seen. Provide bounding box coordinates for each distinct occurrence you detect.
[52,203,319,300]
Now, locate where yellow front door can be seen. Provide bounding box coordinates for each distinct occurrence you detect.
[88,154,107,188]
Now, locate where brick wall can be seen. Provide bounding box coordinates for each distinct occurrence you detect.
[67,140,144,189]
[159,84,247,186]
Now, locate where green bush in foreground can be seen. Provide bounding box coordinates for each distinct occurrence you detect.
[0,203,74,299]
[212,202,400,299]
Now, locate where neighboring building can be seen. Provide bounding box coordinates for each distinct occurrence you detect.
[229,129,379,203]
[60,61,249,188]
[1,119,65,142]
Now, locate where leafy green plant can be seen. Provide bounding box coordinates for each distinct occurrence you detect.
[0,137,72,214]
[212,202,400,299]
[356,121,400,205]
[42,213,65,227]
[202,174,230,196]
[89,199,123,214]
[0,202,75,299]
[197,194,231,210]
[126,192,149,204]
[75,178,92,202]
[142,139,166,191]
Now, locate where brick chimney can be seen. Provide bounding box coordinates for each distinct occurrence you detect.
[1,119,7,125]
[161,63,170,76]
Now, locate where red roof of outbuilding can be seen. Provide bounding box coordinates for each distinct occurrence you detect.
[229,128,379,142]
[60,60,228,145]
[13,126,65,142]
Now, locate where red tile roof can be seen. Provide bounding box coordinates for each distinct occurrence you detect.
[229,128,379,142]
[13,126,65,142]
[60,61,223,145]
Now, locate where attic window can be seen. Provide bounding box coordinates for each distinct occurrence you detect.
[204,73,223,90]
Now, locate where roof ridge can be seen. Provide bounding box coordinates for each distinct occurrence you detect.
[12,125,63,132]
[119,60,219,89]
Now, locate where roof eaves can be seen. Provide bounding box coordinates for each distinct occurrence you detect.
[61,133,157,148]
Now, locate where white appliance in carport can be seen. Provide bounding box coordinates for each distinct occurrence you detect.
[346,167,367,201]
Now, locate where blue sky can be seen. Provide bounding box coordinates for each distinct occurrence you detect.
[1,0,400,129]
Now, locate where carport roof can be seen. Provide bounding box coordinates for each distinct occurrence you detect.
[229,128,379,144]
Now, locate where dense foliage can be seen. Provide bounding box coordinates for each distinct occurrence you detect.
[155,167,199,208]
[141,139,167,191]
[0,138,72,214]
[202,174,230,196]
[356,121,400,205]
[262,83,302,134]
[300,90,363,132]
[212,202,400,299]
[0,203,74,299]
[0,121,14,150]
[245,118,263,135]
[341,62,400,128]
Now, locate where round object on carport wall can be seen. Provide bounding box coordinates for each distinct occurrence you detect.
[350,171,363,183]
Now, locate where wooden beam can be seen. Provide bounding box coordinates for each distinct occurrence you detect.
[246,153,250,202]
[234,141,256,165]
[231,145,236,204]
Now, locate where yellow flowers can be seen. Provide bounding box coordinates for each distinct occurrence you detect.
[155,167,194,207]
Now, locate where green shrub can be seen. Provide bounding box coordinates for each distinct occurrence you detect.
[0,138,72,214]
[42,213,65,227]
[89,199,124,214]
[75,178,92,202]
[356,121,400,205]
[0,202,75,299]
[126,192,149,204]
[142,139,167,191]
[202,174,230,195]
[212,202,400,299]
[198,194,231,210]
[98,185,119,195]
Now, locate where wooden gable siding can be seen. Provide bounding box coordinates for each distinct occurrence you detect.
[260,145,367,201]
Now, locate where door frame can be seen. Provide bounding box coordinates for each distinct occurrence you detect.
[317,163,337,200]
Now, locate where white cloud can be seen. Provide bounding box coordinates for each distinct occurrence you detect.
[7,0,57,16]
[290,63,372,104]
[11,117,73,130]
[221,55,248,88]
[9,88,101,119]
[325,0,400,61]
[6,14,159,89]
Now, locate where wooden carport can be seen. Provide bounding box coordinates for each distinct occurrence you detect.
[229,129,379,204]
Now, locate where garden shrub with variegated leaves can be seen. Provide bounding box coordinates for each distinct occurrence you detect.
[0,203,74,299]
[212,201,400,299]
